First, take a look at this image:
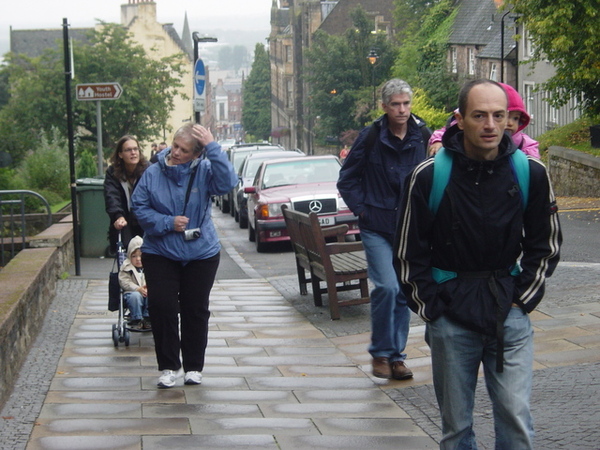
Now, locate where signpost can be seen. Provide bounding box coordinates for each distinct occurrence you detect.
[194,59,206,119]
[76,82,122,101]
[75,82,123,176]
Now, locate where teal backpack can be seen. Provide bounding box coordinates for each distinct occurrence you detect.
[428,148,530,284]
[428,147,530,215]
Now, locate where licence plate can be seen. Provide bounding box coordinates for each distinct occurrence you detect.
[319,217,335,226]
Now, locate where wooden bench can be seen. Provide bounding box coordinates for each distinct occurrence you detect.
[282,205,370,320]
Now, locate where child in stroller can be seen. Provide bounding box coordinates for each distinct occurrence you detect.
[119,235,151,331]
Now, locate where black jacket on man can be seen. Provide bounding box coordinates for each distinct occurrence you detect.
[337,114,430,241]
[394,125,562,336]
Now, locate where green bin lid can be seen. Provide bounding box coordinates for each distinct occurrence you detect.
[76,177,105,186]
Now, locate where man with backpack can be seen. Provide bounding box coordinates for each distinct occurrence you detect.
[394,79,562,449]
[337,79,430,380]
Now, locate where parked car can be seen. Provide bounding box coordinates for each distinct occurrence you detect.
[218,138,237,152]
[234,150,304,228]
[244,155,359,252]
[217,142,285,214]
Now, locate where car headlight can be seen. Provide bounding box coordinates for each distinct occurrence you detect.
[258,202,291,219]
[270,202,291,217]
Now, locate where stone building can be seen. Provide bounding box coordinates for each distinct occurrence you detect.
[445,0,580,138]
[269,0,394,153]
[269,0,581,151]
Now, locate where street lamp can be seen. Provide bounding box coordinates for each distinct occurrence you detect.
[367,49,379,111]
[192,32,218,124]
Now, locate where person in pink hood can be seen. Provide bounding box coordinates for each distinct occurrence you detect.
[427,82,540,158]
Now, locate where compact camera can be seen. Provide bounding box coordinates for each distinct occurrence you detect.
[184,228,201,241]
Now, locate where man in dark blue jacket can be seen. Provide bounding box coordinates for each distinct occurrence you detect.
[395,79,562,448]
[337,79,430,380]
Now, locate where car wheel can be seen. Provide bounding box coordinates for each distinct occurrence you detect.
[256,236,268,253]
[248,222,256,242]
[234,207,239,223]
[221,197,230,214]
[239,213,248,229]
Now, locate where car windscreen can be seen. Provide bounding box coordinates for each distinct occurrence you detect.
[262,159,340,189]
[231,150,253,173]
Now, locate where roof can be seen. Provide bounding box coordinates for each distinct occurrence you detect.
[319,0,394,36]
[476,16,517,60]
[10,28,92,58]
[449,0,498,46]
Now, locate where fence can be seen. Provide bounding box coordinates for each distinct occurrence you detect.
[0,190,52,267]
[524,88,583,139]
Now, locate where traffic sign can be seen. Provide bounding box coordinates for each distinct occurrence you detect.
[76,82,123,101]
[194,59,206,96]
[194,59,206,113]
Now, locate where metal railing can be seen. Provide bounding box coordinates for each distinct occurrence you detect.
[0,190,52,267]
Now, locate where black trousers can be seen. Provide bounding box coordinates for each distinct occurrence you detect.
[142,252,220,372]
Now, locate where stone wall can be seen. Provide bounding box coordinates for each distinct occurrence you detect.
[548,146,600,197]
[0,217,74,408]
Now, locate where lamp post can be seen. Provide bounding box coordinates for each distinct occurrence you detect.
[367,49,379,111]
[192,32,218,124]
[500,9,512,84]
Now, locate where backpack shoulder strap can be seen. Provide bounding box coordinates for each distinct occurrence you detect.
[428,147,452,215]
[509,150,530,210]
[364,120,380,153]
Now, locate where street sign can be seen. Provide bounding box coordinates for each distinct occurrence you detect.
[76,82,123,101]
[194,59,206,96]
[194,59,206,113]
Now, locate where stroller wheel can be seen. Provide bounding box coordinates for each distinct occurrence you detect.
[124,328,130,347]
[112,324,119,347]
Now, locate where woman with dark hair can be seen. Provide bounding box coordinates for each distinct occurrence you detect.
[103,135,149,254]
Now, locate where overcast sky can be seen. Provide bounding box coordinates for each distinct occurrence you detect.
[1,0,272,57]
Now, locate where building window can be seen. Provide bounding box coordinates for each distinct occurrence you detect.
[524,83,535,121]
[286,79,293,109]
[451,47,457,73]
[285,45,292,63]
[468,48,475,75]
[523,27,534,59]
[489,63,497,81]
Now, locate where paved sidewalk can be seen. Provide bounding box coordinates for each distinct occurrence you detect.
[1,239,600,448]
[1,250,436,449]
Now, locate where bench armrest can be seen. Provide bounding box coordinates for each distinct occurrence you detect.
[325,241,364,255]
[321,224,349,239]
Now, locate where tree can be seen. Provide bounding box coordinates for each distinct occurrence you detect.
[392,0,459,111]
[304,5,395,142]
[218,47,233,70]
[242,44,271,140]
[510,0,600,116]
[218,46,249,72]
[13,127,70,204]
[0,23,187,165]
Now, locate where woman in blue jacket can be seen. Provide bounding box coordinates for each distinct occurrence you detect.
[132,123,237,388]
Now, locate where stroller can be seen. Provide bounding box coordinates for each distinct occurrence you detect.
[109,233,130,347]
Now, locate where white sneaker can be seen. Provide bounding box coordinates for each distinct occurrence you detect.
[184,371,202,385]
[157,369,178,388]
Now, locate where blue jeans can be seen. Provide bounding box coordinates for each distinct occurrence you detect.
[124,291,148,321]
[425,308,534,450]
[360,229,410,362]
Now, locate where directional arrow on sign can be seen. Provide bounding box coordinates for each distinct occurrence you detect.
[76,82,123,101]
[194,59,206,96]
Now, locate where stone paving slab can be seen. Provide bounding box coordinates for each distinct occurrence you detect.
[17,278,438,449]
